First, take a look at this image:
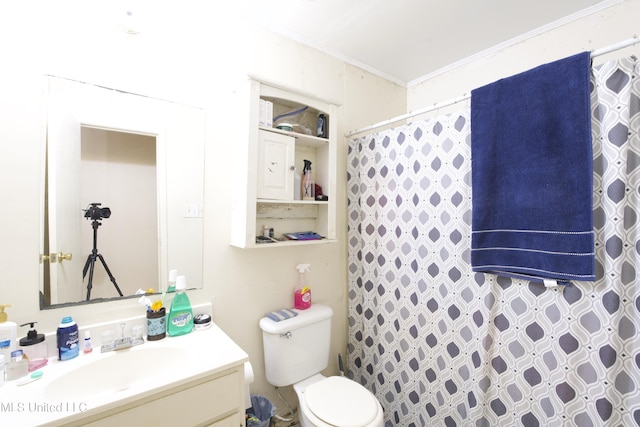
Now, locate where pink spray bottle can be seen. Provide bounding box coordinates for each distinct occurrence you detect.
[294,264,312,310]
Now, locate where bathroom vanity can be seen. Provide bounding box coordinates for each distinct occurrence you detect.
[1,320,248,426]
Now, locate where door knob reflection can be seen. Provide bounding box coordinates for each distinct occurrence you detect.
[40,254,55,264]
[57,252,72,262]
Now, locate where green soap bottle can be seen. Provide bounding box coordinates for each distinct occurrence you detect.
[167,276,193,336]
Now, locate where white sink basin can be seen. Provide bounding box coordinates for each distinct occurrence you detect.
[43,347,188,401]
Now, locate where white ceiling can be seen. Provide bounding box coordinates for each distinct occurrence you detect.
[236,0,611,86]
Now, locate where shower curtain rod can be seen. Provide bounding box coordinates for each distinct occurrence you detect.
[345,35,640,138]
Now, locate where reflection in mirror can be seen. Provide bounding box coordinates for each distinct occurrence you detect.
[79,128,159,301]
[43,129,159,303]
[41,76,204,308]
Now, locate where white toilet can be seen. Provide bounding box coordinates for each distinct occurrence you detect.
[259,304,384,427]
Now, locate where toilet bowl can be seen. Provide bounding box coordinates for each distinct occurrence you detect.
[294,374,384,427]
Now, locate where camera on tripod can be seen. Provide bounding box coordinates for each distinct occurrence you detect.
[84,203,111,221]
[82,201,122,300]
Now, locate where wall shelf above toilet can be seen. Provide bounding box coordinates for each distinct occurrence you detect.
[230,78,338,249]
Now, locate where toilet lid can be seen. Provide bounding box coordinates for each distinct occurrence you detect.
[305,376,378,427]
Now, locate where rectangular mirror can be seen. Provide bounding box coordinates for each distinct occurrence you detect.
[41,77,204,308]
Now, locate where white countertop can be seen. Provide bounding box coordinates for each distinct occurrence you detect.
[0,322,248,427]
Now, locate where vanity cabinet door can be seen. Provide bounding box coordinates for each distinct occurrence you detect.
[77,369,243,427]
[206,414,238,427]
[256,130,295,200]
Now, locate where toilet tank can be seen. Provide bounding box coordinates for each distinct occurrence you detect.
[259,304,333,387]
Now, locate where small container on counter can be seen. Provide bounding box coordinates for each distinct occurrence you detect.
[83,331,93,353]
[194,314,212,331]
[146,307,166,341]
[6,349,28,381]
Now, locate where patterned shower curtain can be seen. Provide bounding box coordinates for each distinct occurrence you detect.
[347,56,640,426]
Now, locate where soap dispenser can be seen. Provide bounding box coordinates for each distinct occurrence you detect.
[0,304,17,362]
[19,322,48,371]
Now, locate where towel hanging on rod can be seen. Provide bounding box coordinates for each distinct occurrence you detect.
[470,51,595,284]
[345,35,640,138]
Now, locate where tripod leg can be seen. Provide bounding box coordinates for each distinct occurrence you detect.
[82,254,93,279]
[85,255,96,301]
[97,254,123,297]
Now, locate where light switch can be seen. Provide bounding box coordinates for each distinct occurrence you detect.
[183,204,200,218]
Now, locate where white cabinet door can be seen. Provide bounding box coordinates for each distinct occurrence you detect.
[257,130,295,200]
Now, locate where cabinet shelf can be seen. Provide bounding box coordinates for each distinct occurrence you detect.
[257,199,329,205]
[258,126,329,148]
[247,238,338,249]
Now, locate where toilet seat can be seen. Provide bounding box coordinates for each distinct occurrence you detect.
[304,376,378,427]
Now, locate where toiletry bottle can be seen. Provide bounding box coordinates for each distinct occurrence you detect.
[167,269,178,292]
[83,331,93,354]
[167,276,194,336]
[6,349,28,381]
[19,322,48,371]
[56,316,79,361]
[317,113,327,138]
[302,160,315,200]
[293,166,301,200]
[0,305,17,362]
[294,264,312,310]
[0,354,5,387]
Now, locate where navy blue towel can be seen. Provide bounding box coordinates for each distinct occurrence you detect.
[470,51,595,284]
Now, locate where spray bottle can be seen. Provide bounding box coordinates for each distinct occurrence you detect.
[302,160,315,200]
[294,264,312,310]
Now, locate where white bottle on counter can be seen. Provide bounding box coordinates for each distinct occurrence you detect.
[0,305,17,362]
[0,354,5,387]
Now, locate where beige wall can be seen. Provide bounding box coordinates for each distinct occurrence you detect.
[407,0,640,115]
[0,2,405,411]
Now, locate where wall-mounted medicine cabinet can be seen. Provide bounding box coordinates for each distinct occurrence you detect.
[231,78,337,248]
